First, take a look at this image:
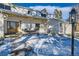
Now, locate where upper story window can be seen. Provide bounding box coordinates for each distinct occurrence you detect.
[28,10,32,15]
[0,4,11,10]
[31,11,36,16]
[60,23,62,27]
[41,8,48,17]
[36,11,41,17]
[47,14,54,19]
[41,13,47,17]
[4,5,11,10]
[0,4,4,9]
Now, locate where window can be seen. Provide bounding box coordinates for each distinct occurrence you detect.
[31,11,36,16]
[0,4,11,10]
[60,23,62,27]
[7,21,17,29]
[28,10,31,14]
[21,23,39,31]
[0,4,4,9]
[41,13,47,17]
[35,24,40,30]
[36,11,41,16]
[7,21,19,34]
[4,5,11,10]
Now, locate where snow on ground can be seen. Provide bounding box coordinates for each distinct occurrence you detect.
[0,34,79,56]
[33,35,71,56]
[13,44,25,51]
[0,38,15,53]
[13,35,28,43]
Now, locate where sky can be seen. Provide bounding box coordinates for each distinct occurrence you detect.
[15,3,77,20]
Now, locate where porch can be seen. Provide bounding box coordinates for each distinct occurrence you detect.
[3,13,48,38]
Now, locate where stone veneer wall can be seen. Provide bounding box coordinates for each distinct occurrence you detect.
[0,13,4,37]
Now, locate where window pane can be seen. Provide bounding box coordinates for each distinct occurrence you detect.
[4,5,11,10]
[0,4,4,9]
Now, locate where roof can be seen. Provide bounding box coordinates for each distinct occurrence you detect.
[0,8,47,20]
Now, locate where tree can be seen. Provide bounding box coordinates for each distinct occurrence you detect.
[54,9,62,20]
[11,4,16,9]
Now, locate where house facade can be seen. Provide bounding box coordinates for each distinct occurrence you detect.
[64,5,79,36]
[0,3,65,37]
[0,3,48,37]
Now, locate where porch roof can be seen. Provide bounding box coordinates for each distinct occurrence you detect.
[0,9,47,20]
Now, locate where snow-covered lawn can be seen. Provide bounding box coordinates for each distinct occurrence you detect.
[0,34,79,56]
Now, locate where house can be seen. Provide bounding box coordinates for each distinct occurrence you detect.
[47,9,64,34]
[64,5,79,36]
[65,4,79,37]
[0,3,48,37]
[47,16,65,34]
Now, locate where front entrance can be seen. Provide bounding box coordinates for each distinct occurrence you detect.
[7,21,19,34]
